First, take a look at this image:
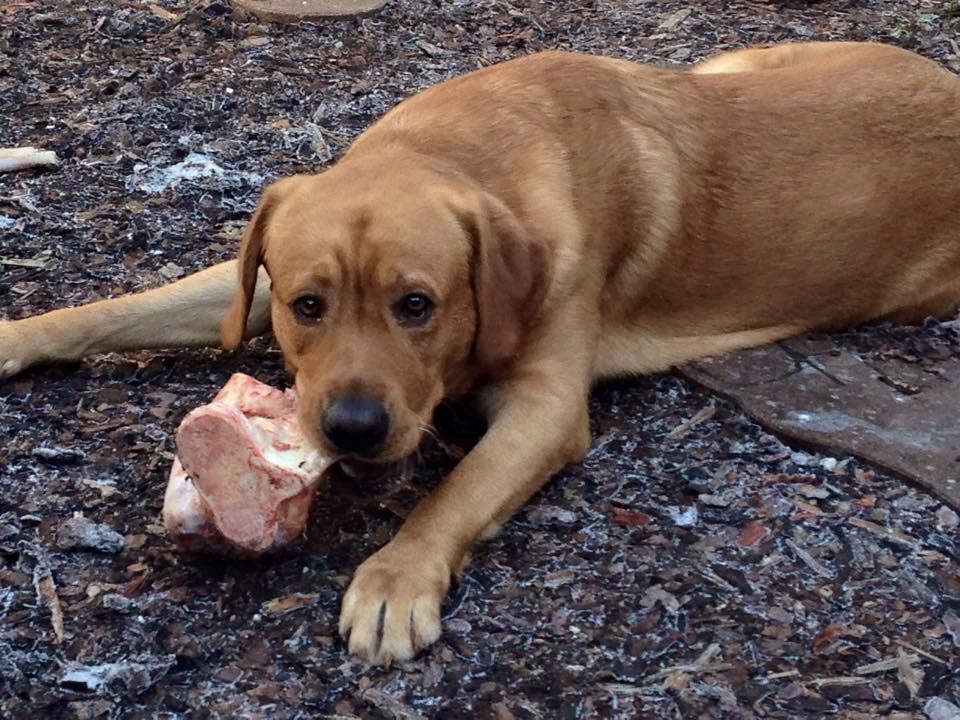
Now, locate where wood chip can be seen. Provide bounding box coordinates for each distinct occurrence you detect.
[811,624,842,651]
[0,257,47,268]
[666,405,716,438]
[611,508,651,526]
[261,592,320,616]
[848,517,921,548]
[644,643,732,683]
[33,559,64,644]
[762,669,801,681]
[806,676,874,687]
[895,639,946,665]
[147,3,179,20]
[854,653,919,675]
[792,499,825,516]
[786,539,834,578]
[360,688,427,720]
[738,521,770,548]
[896,648,923,699]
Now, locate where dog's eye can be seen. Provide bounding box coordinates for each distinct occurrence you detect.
[394,293,434,326]
[292,295,325,322]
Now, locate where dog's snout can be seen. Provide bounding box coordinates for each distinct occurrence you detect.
[322,395,390,456]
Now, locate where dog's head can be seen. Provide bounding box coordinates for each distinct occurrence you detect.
[221,157,550,463]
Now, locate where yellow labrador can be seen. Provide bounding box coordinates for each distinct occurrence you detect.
[2,42,958,664]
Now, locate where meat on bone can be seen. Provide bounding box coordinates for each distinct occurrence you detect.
[162,373,331,556]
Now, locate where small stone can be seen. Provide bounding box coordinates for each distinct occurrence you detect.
[33,446,85,465]
[924,696,960,720]
[101,594,136,614]
[936,506,959,531]
[528,505,578,525]
[640,585,680,614]
[799,484,830,499]
[668,505,699,527]
[768,606,793,624]
[446,618,472,635]
[56,517,124,553]
[158,262,184,280]
[659,8,691,31]
[544,569,576,588]
[943,610,960,648]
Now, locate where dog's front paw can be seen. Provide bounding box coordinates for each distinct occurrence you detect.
[339,540,451,665]
[0,320,41,380]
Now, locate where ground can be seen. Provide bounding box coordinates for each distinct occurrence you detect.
[1,1,959,718]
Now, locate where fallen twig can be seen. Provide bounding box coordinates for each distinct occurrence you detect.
[761,669,801,682]
[666,405,716,439]
[855,653,919,675]
[806,676,874,687]
[0,258,47,268]
[895,639,946,665]
[643,643,733,683]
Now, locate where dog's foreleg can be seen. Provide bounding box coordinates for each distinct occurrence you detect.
[338,341,594,665]
[0,261,271,379]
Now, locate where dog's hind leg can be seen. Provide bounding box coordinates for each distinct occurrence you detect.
[691,42,893,75]
[0,261,271,379]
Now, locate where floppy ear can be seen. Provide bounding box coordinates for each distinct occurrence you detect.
[220,182,284,350]
[469,192,552,370]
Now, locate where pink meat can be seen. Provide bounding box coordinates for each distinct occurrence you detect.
[162,373,331,556]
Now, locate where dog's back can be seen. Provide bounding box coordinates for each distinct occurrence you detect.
[675,43,960,331]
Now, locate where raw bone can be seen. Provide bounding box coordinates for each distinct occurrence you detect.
[162,373,331,556]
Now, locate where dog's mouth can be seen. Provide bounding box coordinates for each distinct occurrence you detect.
[337,457,397,479]
[328,457,415,499]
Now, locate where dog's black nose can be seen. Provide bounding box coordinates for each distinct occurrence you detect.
[321,395,390,456]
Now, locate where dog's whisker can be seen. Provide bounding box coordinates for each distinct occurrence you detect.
[418,419,466,461]
[400,456,414,483]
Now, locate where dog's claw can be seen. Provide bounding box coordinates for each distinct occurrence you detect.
[339,541,448,665]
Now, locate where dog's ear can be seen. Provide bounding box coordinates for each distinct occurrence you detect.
[221,180,286,350]
[469,192,551,371]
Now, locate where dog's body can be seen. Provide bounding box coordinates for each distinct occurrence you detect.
[2,42,959,663]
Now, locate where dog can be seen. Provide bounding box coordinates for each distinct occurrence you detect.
[1,42,959,664]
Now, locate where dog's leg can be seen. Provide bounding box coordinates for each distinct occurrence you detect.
[692,41,872,75]
[0,261,271,379]
[338,333,594,665]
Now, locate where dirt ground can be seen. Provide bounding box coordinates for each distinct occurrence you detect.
[2,1,959,718]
